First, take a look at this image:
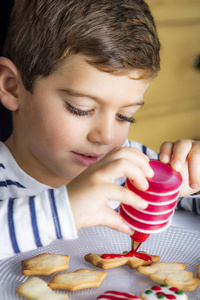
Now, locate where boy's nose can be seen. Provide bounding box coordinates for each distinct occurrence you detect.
[87,118,115,145]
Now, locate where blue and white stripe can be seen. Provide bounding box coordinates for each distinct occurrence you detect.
[0,179,25,189]
[48,189,63,239]
[29,196,43,248]
[0,185,77,259]
[8,198,20,254]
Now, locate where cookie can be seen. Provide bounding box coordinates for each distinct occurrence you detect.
[140,284,188,300]
[84,252,160,270]
[137,262,200,291]
[21,253,69,276]
[198,263,200,279]
[16,277,69,300]
[97,290,141,299]
[48,268,107,291]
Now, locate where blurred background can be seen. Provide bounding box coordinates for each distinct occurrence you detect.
[129,0,200,152]
[0,0,200,151]
[0,0,13,56]
[0,0,14,141]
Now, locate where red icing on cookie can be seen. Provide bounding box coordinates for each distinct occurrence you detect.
[102,251,152,261]
[142,285,186,300]
[169,287,179,292]
[152,286,162,291]
[97,290,140,299]
[156,292,176,299]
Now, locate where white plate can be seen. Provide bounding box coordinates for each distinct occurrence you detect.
[0,226,199,300]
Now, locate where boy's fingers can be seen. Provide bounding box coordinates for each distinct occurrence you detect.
[100,206,134,236]
[106,147,150,162]
[160,139,192,172]
[159,141,173,164]
[188,142,200,189]
[170,139,192,172]
[104,183,148,210]
[98,147,153,179]
[96,158,153,191]
[160,140,200,191]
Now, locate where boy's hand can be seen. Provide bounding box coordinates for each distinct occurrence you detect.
[159,139,200,197]
[67,147,154,235]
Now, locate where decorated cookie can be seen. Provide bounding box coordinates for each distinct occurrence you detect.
[140,284,188,300]
[137,262,200,291]
[85,252,160,270]
[97,290,141,299]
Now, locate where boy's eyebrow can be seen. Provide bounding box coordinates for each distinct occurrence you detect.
[59,88,145,106]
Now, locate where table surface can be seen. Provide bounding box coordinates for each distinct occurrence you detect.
[171,209,200,234]
[0,209,199,300]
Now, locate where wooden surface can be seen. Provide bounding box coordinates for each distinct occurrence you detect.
[128,0,200,152]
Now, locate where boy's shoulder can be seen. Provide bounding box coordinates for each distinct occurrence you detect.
[0,142,50,200]
[0,141,15,173]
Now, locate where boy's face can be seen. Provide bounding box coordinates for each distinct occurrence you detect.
[10,54,150,187]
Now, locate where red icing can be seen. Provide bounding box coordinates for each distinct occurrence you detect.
[97,290,139,299]
[131,251,152,261]
[169,287,179,292]
[156,292,176,299]
[101,251,152,261]
[152,286,162,291]
[102,232,152,261]
[132,242,141,252]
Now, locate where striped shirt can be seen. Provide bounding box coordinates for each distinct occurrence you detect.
[0,142,77,259]
[0,140,199,259]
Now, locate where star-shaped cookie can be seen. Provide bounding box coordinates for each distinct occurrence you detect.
[137,262,200,291]
[48,268,107,291]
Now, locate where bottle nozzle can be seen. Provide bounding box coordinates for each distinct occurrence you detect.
[131,231,150,243]
[131,231,150,252]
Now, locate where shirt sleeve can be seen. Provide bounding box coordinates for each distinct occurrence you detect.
[0,185,77,259]
[177,193,200,215]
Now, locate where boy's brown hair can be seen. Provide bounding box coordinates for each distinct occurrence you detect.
[3,0,160,92]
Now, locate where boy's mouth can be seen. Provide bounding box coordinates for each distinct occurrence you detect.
[71,151,103,167]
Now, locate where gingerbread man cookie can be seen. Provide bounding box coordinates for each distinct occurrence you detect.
[85,252,160,270]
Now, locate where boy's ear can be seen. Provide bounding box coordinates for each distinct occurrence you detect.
[0,57,21,111]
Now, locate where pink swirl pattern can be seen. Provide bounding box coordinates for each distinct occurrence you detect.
[97,290,140,299]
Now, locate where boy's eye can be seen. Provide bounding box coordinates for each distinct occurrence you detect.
[117,113,135,123]
[65,103,93,116]
[65,103,135,123]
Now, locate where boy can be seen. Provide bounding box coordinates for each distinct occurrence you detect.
[0,0,199,259]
